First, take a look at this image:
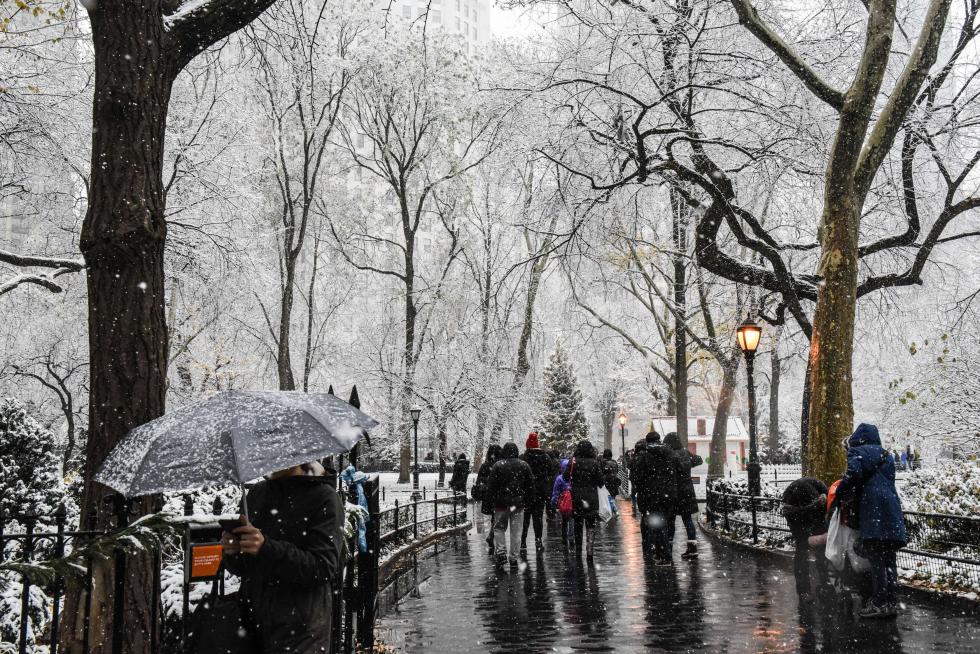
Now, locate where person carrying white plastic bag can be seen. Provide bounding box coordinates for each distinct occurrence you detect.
[597,485,614,522]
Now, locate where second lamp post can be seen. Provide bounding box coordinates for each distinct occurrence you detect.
[736,315,763,497]
[410,406,422,500]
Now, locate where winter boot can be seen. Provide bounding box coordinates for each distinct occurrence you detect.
[681,540,698,560]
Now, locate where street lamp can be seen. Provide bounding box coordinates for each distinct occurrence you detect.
[736,314,763,497]
[618,411,627,460]
[410,406,422,499]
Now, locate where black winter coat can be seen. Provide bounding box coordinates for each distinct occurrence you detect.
[520,448,555,505]
[224,474,345,654]
[781,477,828,539]
[488,456,535,509]
[672,451,702,515]
[634,445,680,514]
[472,461,496,515]
[568,455,605,519]
[448,457,470,493]
[601,458,622,497]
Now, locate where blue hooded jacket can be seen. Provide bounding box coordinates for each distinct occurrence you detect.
[838,424,907,544]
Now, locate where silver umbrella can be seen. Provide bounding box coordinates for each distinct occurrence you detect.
[94,390,379,505]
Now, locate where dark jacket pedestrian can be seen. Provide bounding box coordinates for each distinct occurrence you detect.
[838,424,907,545]
[839,424,907,616]
[780,476,829,600]
[662,433,701,516]
[627,439,647,499]
[601,449,622,497]
[488,442,535,509]
[223,465,345,653]
[448,453,470,493]
[520,432,555,506]
[566,440,605,519]
[633,437,679,515]
[473,444,502,516]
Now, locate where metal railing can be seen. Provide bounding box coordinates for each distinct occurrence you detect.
[1,479,470,654]
[705,486,980,591]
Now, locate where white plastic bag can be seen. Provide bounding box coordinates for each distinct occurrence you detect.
[825,508,847,571]
[597,486,613,522]
[826,508,871,573]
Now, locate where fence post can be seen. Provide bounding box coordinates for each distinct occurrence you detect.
[453,493,458,528]
[19,515,36,654]
[394,499,399,536]
[413,496,419,541]
[50,504,67,654]
[82,502,97,654]
[750,495,758,544]
[722,489,730,532]
[181,495,193,646]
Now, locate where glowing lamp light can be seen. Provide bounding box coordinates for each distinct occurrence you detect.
[736,315,763,355]
[618,412,628,426]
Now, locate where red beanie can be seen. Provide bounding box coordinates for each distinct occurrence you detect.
[526,432,540,449]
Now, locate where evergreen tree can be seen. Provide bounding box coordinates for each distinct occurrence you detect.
[0,397,68,521]
[540,347,589,453]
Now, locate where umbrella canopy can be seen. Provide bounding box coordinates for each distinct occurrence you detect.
[94,390,379,498]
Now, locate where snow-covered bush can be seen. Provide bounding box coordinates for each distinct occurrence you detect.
[900,458,980,516]
[0,397,71,524]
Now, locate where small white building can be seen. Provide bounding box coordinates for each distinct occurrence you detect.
[621,416,749,473]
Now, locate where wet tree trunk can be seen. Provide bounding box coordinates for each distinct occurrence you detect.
[63,3,278,650]
[767,339,781,453]
[671,189,689,447]
[708,355,739,479]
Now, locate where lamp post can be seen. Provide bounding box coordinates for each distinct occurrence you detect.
[618,411,627,460]
[736,315,763,497]
[410,406,422,500]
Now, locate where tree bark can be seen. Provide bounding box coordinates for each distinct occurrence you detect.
[767,334,781,453]
[63,2,277,650]
[708,355,739,478]
[672,188,689,447]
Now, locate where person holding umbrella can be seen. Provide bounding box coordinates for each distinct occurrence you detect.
[222,460,346,652]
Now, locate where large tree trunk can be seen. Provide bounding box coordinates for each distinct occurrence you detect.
[671,188,689,447]
[398,230,417,483]
[806,199,858,483]
[67,5,174,651]
[708,356,739,479]
[767,339,781,453]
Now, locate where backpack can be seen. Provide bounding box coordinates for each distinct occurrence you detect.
[558,460,574,516]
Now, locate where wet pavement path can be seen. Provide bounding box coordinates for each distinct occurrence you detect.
[376,501,979,653]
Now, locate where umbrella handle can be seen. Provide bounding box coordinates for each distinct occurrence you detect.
[241,483,251,524]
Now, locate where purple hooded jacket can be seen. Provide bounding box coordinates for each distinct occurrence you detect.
[551,458,571,507]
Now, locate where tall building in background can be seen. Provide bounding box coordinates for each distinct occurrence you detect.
[390,0,491,51]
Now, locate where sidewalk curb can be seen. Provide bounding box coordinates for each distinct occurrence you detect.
[698,517,979,612]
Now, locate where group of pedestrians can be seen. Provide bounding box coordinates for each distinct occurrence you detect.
[781,423,908,620]
[628,431,703,565]
[471,433,625,567]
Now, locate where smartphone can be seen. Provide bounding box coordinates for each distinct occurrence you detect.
[219,518,244,532]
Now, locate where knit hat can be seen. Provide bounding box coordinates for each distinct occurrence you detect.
[526,432,540,449]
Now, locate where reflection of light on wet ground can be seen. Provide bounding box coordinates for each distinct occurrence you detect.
[376,501,980,653]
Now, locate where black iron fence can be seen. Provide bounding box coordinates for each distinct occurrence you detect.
[1,479,470,654]
[705,486,980,591]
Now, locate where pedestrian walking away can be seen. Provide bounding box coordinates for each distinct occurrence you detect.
[663,432,702,559]
[472,444,503,551]
[567,440,605,562]
[448,452,470,494]
[221,461,346,653]
[780,476,829,603]
[633,431,679,565]
[520,431,553,555]
[487,441,535,567]
[628,439,647,513]
[838,423,907,620]
[551,458,575,550]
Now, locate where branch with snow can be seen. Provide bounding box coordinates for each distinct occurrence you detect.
[0,249,86,297]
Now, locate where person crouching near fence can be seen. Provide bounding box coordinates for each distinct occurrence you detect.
[780,476,829,604]
[221,461,346,653]
[837,423,907,619]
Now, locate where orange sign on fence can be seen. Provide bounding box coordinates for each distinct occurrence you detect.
[189,543,223,581]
